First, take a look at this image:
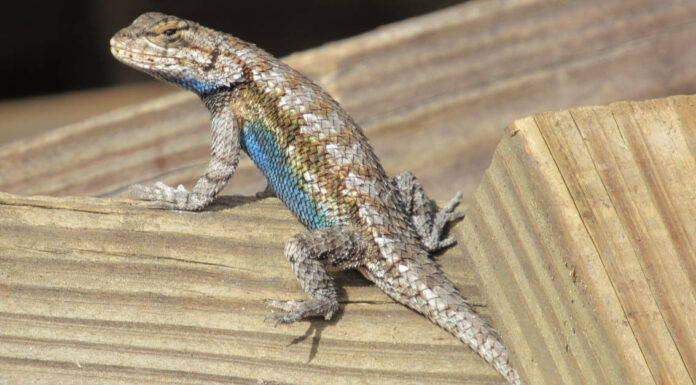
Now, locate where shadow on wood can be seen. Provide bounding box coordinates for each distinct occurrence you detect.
[2,0,696,202]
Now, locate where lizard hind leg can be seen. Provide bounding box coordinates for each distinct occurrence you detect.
[266,226,370,324]
[392,171,465,252]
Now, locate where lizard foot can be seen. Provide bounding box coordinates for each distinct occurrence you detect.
[422,191,466,252]
[265,299,338,324]
[128,182,207,210]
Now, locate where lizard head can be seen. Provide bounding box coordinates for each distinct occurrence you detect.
[110,12,244,96]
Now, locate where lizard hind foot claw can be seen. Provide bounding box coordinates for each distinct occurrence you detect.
[437,191,466,223]
[441,191,465,219]
[264,310,306,326]
[265,299,338,323]
[422,191,466,252]
[265,300,310,325]
[437,235,457,250]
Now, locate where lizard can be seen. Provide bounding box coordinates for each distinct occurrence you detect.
[110,12,523,385]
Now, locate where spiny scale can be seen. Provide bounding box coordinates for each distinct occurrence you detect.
[111,12,523,385]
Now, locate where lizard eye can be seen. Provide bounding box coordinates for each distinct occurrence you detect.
[146,20,187,47]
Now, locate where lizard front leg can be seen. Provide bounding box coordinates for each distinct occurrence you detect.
[393,171,465,252]
[130,93,241,211]
[267,226,370,323]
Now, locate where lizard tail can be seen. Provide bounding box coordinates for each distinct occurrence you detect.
[363,251,524,385]
[439,300,523,385]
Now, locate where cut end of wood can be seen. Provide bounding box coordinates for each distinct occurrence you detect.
[458,94,696,385]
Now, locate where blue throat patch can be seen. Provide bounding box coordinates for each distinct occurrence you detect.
[168,75,220,95]
[240,121,337,229]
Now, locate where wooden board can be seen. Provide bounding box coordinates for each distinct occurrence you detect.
[2,0,696,202]
[0,192,508,384]
[459,94,696,385]
[0,83,174,145]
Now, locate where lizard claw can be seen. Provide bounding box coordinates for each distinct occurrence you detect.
[439,191,465,220]
[422,191,465,252]
[444,192,466,218]
[126,182,209,211]
[125,184,170,209]
[265,310,305,325]
[437,235,457,250]
[265,299,337,323]
[128,182,186,202]
[265,300,307,324]
[127,183,153,198]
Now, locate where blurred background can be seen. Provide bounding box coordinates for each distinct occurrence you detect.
[0,0,464,101]
[2,0,695,200]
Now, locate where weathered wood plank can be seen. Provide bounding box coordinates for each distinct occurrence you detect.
[0,192,503,384]
[459,94,696,385]
[2,0,696,201]
[0,83,174,145]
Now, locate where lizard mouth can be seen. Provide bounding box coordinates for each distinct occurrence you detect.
[110,42,203,72]
[110,44,165,69]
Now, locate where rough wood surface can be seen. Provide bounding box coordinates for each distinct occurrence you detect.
[3,1,696,384]
[0,193,500,384]
[0,83,173,145]
[2,0,696,201]
[458,94,696,385]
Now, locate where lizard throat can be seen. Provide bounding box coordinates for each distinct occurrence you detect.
[110,47,230,96]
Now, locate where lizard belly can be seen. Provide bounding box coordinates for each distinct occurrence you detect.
[240,121,338,229]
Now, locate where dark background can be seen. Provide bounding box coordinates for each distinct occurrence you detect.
[0,0,464,101]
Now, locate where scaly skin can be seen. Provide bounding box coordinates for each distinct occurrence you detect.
[111,12,523,385]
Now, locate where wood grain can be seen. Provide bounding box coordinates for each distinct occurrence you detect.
[2,0,696,201]
[3,1,696,384]
[0,192,506,384]
[0,83,174,145]
[459,94,696,385]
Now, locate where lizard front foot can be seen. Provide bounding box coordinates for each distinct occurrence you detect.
[265,299,338,324]
[129,182,208,210]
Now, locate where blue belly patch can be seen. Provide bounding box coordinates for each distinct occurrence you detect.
[240,121,337,229]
